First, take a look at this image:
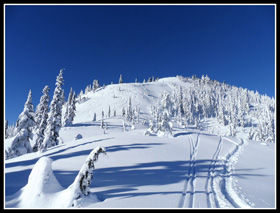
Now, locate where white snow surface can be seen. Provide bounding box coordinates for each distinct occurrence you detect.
[5,77,275,209]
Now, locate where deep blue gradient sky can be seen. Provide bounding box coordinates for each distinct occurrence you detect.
[5,4,275,124]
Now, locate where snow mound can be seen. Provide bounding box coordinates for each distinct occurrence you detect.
[7,157,65,208]
[27,157,63,194]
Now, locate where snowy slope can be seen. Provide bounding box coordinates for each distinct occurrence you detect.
[74,77,183,123]
[5,77,275,209]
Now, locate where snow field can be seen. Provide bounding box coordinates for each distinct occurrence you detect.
[7,120,274,208]
[5,76,275,208]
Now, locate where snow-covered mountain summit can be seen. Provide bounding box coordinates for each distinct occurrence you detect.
[74,75,275,142]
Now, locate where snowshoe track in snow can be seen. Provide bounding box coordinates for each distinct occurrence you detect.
[216,138,251,208]
[205,136,223,208]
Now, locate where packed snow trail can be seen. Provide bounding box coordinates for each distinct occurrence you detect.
[216,139,252,208]
[178,134,252,208]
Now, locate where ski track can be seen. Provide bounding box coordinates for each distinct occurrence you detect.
[205,136,223,208]
[178,133,200,208]
[178,134,251,208]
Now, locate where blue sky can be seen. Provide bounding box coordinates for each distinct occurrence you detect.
[5,4,275,124]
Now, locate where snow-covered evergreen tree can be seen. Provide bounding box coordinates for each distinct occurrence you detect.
[100,117,104,129]
[61,89,66,106]
[33,107,49,152]
[5,120,8,139]
[160,93,173,116]
[34,86,50,131]
[144,119,155,136]
[84,85,91,95]
[64,88,76,127]
[68,146,106,206]
[157,110,173,138]
[63,88,72,126]
[41,69,64,152]
[92,79,100,92]
[108,106,111,118]
[122,107,125,118]
[33,86,50,152]
[5,123,16,139]
[92,113,96,122]
[126,97,133,122]
[5,90,35,159]
[119,74,123,84]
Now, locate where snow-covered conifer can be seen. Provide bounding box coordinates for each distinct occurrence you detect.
[61,89,66,106]
[119,74,123,84]
[229,123,237,137]
[5,90,35,159]
[33,86,51,152]
[6,123,16,139]
[137,107,140,123]
[92,113,96,122]
[144,119,155,136]
[35,86,50,130]
[63,87,73,126]
[33,108,49,152]
[41,69,64,152]
[126,97,133,122]
[84,85,91,95]
[64,88,76,126]
[131,120,135,130]
[157,110,173,138]
[5,120,8,139]
[160,93,173,116]
[68,146,106,206]
[122,107,125,118]
[100,117,104,129]
[108,106,111,118]
[92,79,100,92]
